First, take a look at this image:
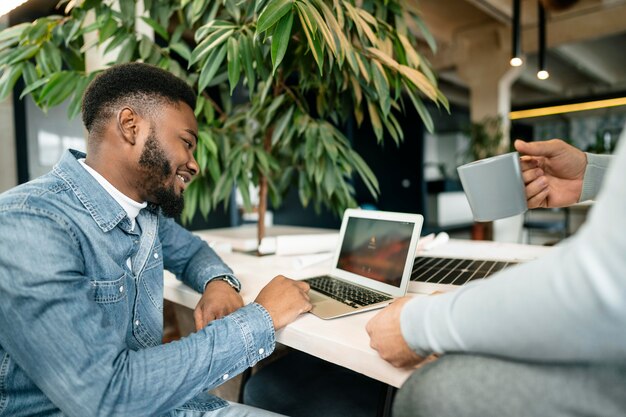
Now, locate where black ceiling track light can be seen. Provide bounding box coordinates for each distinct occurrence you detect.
[510,0,523,67]
[537,1,549,79]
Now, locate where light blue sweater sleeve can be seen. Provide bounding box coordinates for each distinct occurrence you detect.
[580,152,612,202]
[401,142,626,362]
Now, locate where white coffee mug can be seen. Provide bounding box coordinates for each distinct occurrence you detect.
[457,152,528,222]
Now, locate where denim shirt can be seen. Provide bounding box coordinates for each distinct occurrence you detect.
[0,150,275,416]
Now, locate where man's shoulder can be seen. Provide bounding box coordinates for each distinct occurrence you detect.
[0,172,73,216]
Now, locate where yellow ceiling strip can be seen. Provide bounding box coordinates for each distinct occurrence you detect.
[509,97,626,120]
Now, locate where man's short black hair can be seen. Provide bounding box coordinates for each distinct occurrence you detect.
[81,62,197,134]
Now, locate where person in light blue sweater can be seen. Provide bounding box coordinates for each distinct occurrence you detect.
[367,138,625,417]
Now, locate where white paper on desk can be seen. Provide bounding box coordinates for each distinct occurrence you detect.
[290,252,334,269]
[258,233,338,255]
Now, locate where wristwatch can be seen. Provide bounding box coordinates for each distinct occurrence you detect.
[211,275,241,293]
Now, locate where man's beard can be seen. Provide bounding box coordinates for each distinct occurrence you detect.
[138,130,185,218]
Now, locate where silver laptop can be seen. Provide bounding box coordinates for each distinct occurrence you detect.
[304,209,423,319]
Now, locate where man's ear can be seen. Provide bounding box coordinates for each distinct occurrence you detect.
[117,107,139,145]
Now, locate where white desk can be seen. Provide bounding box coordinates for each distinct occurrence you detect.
[164,236,552,388]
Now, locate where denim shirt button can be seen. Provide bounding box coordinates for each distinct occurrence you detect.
[153,253,159,259]
[258,348,264,355]
[222,374,229,380]
[134,320,140,326]
[119,285,124,293]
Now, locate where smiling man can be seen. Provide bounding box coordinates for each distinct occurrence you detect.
[0,62,311,416]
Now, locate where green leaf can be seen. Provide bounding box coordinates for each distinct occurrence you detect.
[0,63,24,101]
[255,148,270,174]
[256,0,293,34]
[271,12,293,74]
[7,44,38,65]
[350,150,379,197]
[99,17,118,43]
[117,36,137,63]
[194,20,236,43]
[237,177,252,211]
[140,16,170,41]
[170,41,191,62]
[198,44,227,92]
[190,28,234,66]
[271,105,294,146]
[397,64,437,101]
[227,37,240,95]
[67,76,90,119]
[0,23,29,43]
[382,113,399,145]
[315,0,346,64]
[298,5,323,74]
[304,2,336,58]
[371,60,390,117]
[139,36,153,60]
[171,25,185,44]
[240,34,256,94]
[104,32,129,54]
[118,0,136,25]
[404,82,434,133]
[21,61,38,86]
[19,77,48,100]
[39,71,78,107]
[182,179,199,224]
[412,14,437,53]
[198,130,218,155]
[65,19,82,46]
[191,0,210,25]
[366,99,383,142]
[263,94,285,128]
[198,181,212,218]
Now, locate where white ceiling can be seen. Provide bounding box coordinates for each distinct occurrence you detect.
[416,0,626,108]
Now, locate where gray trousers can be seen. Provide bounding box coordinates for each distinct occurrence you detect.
[394,354,626,417]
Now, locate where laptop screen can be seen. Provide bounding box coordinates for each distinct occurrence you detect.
[336,217,415,288]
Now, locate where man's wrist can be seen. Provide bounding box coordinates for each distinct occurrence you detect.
[207,275,241,293]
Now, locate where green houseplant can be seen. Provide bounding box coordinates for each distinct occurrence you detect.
[0,0,447,245]
[467,115,506,161]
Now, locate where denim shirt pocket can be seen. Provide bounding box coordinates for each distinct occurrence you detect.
[89,274,130,335]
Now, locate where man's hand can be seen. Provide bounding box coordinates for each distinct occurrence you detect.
[194,280,244,331]
[366,297,424,368]
[254,275,312,330]
[514,139,587,209]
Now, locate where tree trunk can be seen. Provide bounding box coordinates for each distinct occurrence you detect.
[256,128,274,254]
[257,173,268,254]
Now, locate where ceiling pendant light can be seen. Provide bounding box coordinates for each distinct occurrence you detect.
[510,0,523,67]
[537,1,550,79]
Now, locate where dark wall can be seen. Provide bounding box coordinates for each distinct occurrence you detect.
[352,106,426,215]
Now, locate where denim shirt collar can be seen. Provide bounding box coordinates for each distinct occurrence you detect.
[53,149,131,233]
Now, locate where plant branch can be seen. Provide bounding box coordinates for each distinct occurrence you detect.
[201,91,225,117]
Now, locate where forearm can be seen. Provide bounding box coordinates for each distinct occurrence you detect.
[96,303,274,415]
[159,217,237,292]
[402,142,626,362]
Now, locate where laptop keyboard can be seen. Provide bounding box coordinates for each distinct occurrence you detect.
[410,257,519,286]
[306,276,391,308]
